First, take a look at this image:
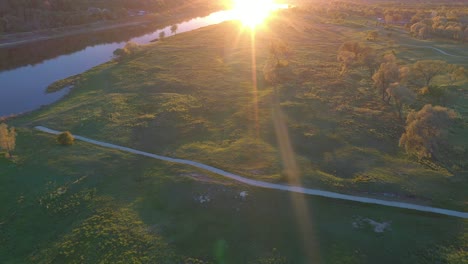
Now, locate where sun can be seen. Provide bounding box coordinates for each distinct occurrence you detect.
[231,0,277,28]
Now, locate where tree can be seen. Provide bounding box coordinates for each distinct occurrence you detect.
[386,83,415,119]
[159,31,165,40]
[113,41,139,59]
[337,41,362,75]
[360,46,379,77]
[372,54,400,102]
[448,65,466,85]
[170,24,178,35]
[263,59,279,86]
[337,41,378,76]
[263,39,292,91]
[269,40,291,66]
[337,50,356,75]
[399,104,458,160]
[366,30,378,41]
[410,22,428,39]
[57,131,74,146]
[412,60,448,87]
[0,123,16,158]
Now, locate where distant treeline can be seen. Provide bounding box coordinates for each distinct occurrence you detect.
[0,3,219,71]
[0,24,152,71]
[0,0,206,33]
[304,0,468,42]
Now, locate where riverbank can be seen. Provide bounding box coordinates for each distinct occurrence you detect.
[0,0,223,49]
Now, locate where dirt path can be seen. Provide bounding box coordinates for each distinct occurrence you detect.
[35,126,468,219]
[398,44,468,58]
[361,23,468,59]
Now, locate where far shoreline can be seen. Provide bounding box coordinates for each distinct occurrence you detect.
[0,2,223,49]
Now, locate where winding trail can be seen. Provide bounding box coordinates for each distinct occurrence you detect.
[398,44,468,58]
[35,126,468,219]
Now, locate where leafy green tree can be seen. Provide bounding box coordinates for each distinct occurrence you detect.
[399,104,458,160]
[57,131,74,146]
[0,123,16,158]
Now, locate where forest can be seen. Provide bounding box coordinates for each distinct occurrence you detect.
[0,0,199,33]
[307,0,468,42]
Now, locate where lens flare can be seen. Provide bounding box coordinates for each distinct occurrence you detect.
[231,0,276,28]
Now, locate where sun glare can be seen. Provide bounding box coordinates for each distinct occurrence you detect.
[231,0,277,28]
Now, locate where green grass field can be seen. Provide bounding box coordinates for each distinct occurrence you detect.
[2,7,467,264]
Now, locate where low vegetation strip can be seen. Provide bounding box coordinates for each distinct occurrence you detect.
[398,44,468,58]
[35,126,468,219]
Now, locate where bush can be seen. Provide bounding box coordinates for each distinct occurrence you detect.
[57,131,75,146]
[113,41,140,59]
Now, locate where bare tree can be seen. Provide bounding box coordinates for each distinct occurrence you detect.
[386,83,415,119]
[264,40,293,97]
[361,46,379,77]
[372,54,400,102]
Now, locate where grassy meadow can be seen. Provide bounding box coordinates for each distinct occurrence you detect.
[1,6,468,264]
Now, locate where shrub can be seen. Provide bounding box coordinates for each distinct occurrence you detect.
[57,131,74,146]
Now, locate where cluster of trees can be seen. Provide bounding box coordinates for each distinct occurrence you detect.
[337,41,466,160]
[0,0,193,33]
[303,0,468,42]
[410,14,468,41]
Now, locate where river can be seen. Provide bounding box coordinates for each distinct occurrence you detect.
[0,8,261,118]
